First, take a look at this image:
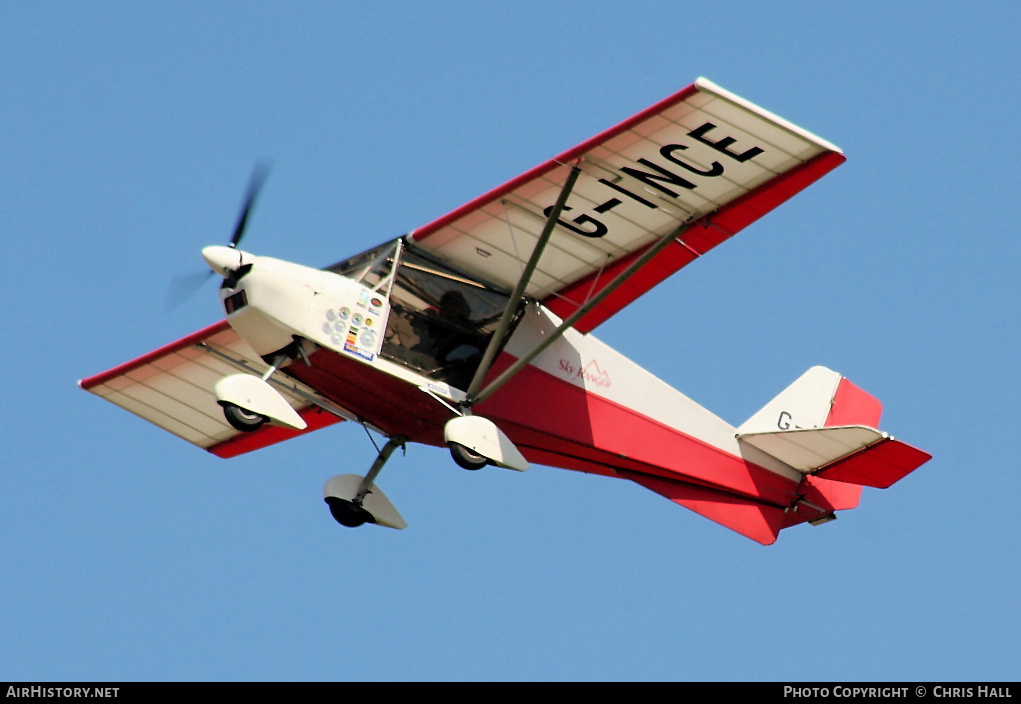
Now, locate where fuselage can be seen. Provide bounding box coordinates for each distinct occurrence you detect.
[212,241,804,509]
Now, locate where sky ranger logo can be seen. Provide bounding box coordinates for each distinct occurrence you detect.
[543,122,765,239]
[558,358,612,388]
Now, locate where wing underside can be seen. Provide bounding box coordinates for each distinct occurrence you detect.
[410,78,845,332]
[79,322,342,458]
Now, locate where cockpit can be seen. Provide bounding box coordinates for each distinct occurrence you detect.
[326,238,517,391]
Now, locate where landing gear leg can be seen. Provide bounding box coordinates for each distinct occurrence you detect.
[260,351,290,382]
[355,435,406,505]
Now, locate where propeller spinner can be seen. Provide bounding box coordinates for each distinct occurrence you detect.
[166,163,271,309]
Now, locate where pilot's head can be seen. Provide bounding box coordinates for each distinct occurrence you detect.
[439,290,470,320]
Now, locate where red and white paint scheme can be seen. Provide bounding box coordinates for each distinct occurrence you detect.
[80,78,930,543]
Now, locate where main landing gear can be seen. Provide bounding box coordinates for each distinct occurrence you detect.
[442,415,529,472]
[214,346,308,433]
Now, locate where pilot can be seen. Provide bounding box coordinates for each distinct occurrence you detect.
[414,290,481,371]
[437,290,471,326]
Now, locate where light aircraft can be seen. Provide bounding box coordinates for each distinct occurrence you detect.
[80,78,930,544]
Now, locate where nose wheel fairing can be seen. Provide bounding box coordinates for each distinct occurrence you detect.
[323,436,408,530]
[323,474,407,530]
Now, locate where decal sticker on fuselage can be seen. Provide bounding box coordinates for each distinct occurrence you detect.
[322,289,387,362]
[557,358,612,389]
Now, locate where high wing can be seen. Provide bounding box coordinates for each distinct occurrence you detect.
[79,322,342,458]
[82,78,843,458]
[409,77,845,332]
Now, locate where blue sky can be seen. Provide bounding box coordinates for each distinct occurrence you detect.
[3,1,1018,682]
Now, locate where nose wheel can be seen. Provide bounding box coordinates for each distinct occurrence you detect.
[325,496,375,527]
[449,442,488,470]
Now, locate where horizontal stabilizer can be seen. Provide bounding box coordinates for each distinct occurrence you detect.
[739,425,886,472]
[737,426,930,489]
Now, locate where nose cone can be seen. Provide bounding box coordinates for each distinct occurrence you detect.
[202,245,243,277]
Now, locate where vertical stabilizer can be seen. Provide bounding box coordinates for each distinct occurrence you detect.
[738,366,839,434]
[737,366,883,434]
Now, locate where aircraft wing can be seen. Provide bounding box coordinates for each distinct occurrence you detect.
[79,322,342,458]
[409,77,845,332]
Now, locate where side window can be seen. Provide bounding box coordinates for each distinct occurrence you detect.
[382,249,511,390]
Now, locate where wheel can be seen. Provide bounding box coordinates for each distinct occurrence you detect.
[449,442,489,471]
[222,402,267,432]
[325,497,373,528]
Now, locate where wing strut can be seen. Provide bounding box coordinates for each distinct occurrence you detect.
[464,162,583,402]
[468,217,697,406]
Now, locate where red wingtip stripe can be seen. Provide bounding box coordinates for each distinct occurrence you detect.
[80,320,231,390]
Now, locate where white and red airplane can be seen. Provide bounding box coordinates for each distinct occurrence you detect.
[80,78,930,544]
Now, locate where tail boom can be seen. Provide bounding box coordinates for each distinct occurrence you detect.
[631,366,930,543]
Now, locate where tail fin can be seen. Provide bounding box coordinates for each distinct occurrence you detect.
[737,366,930,490]
[736,365,882,434]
